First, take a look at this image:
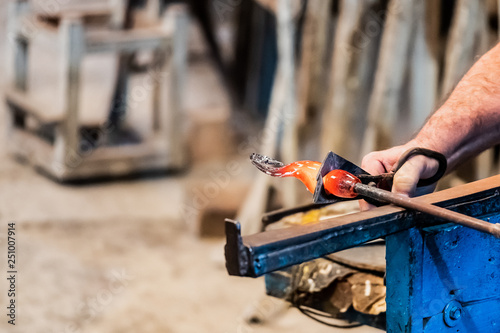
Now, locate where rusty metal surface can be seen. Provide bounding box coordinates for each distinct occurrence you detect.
[225,175,500,277]
[354,182,500,238]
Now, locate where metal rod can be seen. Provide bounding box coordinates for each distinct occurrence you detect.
[354,183,500,238]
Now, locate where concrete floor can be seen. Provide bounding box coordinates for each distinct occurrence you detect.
[0,4,382,333]
[0,150,383,333]
[0,157,384,333]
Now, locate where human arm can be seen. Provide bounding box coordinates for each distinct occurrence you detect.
[361,42,500,202]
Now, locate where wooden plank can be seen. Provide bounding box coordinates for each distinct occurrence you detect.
[5,88,111,127]
[86,28,171,53]
[30,1,113,18]
[329,243,385,272]
[321,0,383,162]
[236,0,299,235]
[5,88,60,125]
[407,0,440,133]
[296,0,332,125]
[15,15,59,47]
[361,0,414,156]
[157,4,189,169]
[441,0,489,96]
[8,126,175,181]
[277,0,299,208]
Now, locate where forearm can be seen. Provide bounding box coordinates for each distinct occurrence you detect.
[409,42,500,171]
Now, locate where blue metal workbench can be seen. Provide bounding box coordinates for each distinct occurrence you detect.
[225,175,500,331]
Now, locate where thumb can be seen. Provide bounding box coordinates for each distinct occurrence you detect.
[392,156,439,197]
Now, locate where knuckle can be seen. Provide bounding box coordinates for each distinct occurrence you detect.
[361,152,377,164]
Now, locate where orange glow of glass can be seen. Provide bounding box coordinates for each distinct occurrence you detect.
[322,170,361,198]
[266,161,322,193]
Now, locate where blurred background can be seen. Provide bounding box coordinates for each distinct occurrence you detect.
[0,0,499,332]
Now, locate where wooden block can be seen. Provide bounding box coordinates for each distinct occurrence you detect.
[185,174,250,238]
[186,106,235,162]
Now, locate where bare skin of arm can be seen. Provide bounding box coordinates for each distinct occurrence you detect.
[361,42,500,208]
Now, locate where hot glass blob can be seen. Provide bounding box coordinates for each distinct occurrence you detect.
[323,169,361,198]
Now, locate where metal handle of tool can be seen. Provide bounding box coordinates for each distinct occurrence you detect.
[392,147,448,187]
[354,183,500,238]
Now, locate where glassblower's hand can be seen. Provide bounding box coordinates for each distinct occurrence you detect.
[359,144,440,210]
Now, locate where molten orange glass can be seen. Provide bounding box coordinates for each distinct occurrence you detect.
[322,169,361,198]
[265,161,321,193]
[254,155,362,197]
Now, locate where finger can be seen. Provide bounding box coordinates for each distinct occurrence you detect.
[361,152,389,175]
[392,156,439,197]
[359,199,374,211]
[360,152,397,210]
[360,153,389,210]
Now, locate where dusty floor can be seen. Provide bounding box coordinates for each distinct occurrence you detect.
[0,154,382,333]
[0,4,382,333]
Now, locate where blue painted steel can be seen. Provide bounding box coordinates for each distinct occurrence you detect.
[225,185,500,277]
[386,214,500,332]
[226,177,500,332]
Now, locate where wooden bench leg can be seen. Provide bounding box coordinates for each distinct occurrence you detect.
[14,37,28,91]
[157,5,188,169]
[53,16,84,177]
